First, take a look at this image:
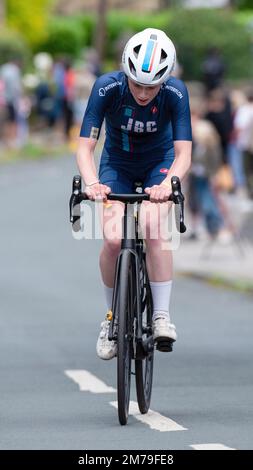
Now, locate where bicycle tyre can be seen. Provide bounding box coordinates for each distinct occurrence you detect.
[135,260,154,414]
[117,250,134,425]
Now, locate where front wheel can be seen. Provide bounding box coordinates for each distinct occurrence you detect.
[116,250,134,425]
[135,262,154,414]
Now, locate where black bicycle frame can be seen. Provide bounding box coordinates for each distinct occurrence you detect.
[108,201,143,346]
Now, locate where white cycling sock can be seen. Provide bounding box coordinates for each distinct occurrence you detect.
[102,281,113,311]
[149,280,172,323]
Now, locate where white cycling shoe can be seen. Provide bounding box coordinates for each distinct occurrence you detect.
[152,315,177,343]
[96,319,117,360]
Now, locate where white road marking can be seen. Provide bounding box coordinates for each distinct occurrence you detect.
[64,371,239,446]
[110,401,187,432]
[65,370,116,393]
[190,443,235,450]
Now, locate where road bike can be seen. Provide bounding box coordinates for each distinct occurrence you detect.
[69,175,186,425]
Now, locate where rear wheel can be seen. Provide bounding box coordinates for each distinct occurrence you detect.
[116,250,134,425]
[135,260,154,414]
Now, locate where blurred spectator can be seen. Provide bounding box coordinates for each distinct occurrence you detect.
[63,59,75,140]
[0,76,5,107]
[85,48,102,78]
[73,71,94,127]
[201,47,225,91]
[227,90,247,196]
[115,31,133,69]
[52,57,66,125]
[34,53,55,128]
[67,69,97,152]
[205,88,233,164]
[0,77,5,143]
[171,59,183,79]
[0,59,22,147]
[16,94,31,148]
[234,90,253,199]
[188,104,224,238]
[34,52,53,76]
[35,75,55,127]
[73,83,88,127]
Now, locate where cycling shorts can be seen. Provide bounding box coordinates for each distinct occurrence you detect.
[99,147,175,194]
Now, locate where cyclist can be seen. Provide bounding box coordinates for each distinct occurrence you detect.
[76,28,192,360]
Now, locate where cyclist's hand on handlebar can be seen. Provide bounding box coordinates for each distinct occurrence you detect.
[84,182,111,201]
[144,182,172,203]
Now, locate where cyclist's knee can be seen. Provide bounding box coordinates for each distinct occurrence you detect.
[102,201,124,239]
[103,238,121,256]
[140,201,171,237]
[142,217,166,241]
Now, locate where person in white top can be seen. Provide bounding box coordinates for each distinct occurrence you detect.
[234,91,253,198]
[0,60,22,146]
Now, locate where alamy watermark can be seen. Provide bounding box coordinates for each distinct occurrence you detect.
[71,201,182,251]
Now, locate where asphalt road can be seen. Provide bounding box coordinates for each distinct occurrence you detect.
[0,155,253,450]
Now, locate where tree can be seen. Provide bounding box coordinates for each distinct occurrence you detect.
[0,0,6,25]
[227,0,253,8]
[6,0,54,47]
[238,0,253,8]
[158,0,183,8]
[95,0,108,64]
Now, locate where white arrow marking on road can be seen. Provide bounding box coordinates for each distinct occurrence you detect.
[190,443,235,450]
[65,370,116,393]
[110,401,187,432]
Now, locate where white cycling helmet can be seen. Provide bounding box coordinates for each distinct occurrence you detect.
[122,28,176,86]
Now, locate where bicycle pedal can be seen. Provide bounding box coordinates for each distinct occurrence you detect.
[156,339,174,352]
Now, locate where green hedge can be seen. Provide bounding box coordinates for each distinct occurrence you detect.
[35,9,253,79]
[105,9,253,79]
[0,29,30,66]
[165,9,253,79]
[78,15,95,47]
[37,18,85,57]
[98,9,253,79]
[237,0,253,9]
[106,11,172,45]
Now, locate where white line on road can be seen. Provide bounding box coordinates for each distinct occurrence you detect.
[65,370,116,393]
[190,443,235,450]
[110,401,187,432]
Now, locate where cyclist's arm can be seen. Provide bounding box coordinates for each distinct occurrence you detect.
[145,140,191,201]
[76,136,98,185]
[77,73,119,185]
[163,140,192,185]
[77,74,108,185]
[76,136,111,200]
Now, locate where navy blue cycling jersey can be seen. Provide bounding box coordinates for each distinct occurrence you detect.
[80,71,192,159]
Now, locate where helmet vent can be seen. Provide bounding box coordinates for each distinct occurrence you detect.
[154,65,167,81]
[150,34,157,40]
[133,45,141,58]
[160,49,168,63]
[128,58,137,76]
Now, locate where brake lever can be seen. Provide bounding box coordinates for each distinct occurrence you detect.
[170,176,187,233]
[69,175,82,227]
